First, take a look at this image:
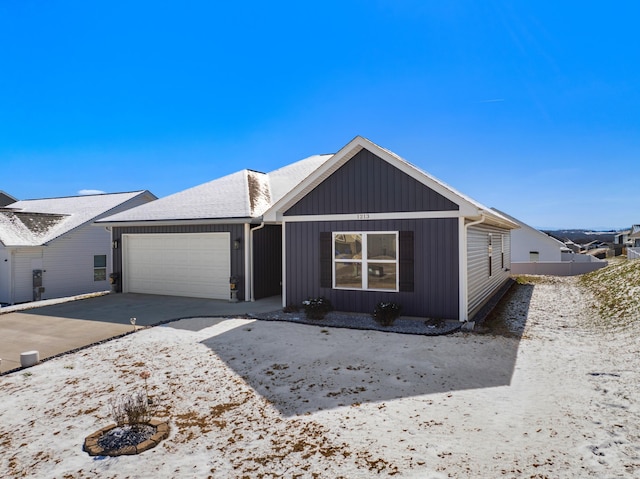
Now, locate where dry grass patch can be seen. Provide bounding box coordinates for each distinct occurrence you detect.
[579,257,640,329]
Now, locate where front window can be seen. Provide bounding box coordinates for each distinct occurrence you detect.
[94,255,107,281]
[333,232,398,291]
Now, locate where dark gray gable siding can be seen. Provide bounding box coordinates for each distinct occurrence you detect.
[112,224,246,300]
[284,148,459,216]
[286,218,459,319]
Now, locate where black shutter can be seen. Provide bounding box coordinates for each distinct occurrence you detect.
[320,232,332,288]
[399,231,414,292]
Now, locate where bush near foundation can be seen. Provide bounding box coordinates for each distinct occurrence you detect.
[302,297,333,320]
[372,301,402,327]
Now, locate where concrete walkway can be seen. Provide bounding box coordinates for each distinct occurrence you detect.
[0,293,282,373]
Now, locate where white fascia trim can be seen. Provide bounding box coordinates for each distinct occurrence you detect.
[96,218,257,227]
[264,136,502,224]
[279,210,470,223]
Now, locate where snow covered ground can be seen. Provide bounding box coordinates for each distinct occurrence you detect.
[1,275,639,478]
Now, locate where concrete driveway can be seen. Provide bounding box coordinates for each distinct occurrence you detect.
[0,293,282,374]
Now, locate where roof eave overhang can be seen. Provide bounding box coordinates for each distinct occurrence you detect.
[263,136,518,229]
[95,217,261,228]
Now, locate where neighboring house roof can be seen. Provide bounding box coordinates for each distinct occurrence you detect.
[264,136,517,228]
[0,191,18,207]
[0,191,154,247]
[98,154,333,224]
[629,225,640,239]
[492,208,568,250]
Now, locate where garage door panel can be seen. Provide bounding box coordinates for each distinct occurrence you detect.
[123,233,230,300]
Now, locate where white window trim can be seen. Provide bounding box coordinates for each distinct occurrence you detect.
[94,254,107,282]
[332,231,399,292]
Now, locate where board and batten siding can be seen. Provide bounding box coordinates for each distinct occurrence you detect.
[466,223,512,318]
[284,148,459,216]
[286,218,459,319]
[112,224,246,300]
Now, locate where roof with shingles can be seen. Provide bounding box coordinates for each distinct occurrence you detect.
[0,191,151,246]
[98,154,332,223]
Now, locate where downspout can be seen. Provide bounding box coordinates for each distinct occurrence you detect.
[459,214,486,322]
[249,222,266,302]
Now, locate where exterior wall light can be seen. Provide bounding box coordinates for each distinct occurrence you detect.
[233,238,241,250]
[112,239,119,249]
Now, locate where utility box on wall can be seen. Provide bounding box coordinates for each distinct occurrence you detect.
[32,269,44,301]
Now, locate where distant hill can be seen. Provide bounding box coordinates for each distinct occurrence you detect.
[542,229,618,244]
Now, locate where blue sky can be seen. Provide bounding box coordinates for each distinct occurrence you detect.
[1,1,638,229]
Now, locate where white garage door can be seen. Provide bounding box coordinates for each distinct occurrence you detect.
[123,233,230,300]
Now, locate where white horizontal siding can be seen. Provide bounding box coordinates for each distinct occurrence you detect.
[2,194,151,304]
[467,224,511,317]
[12,249,44,303]
[0,248,10,304]
[41,225,112,299]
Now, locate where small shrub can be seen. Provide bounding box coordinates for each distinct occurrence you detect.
[110,392,152,429]
[283,303,300,313]
[302,297,333,320]
[372,301,402,327]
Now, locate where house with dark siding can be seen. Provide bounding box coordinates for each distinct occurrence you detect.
[98,136,517,322]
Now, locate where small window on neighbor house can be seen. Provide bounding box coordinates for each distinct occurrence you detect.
[94,255,107,281]
[530,251,540,262]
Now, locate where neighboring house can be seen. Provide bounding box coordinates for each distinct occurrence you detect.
[0,191,17,207]
[496,210,606,275]
[99,136,518,322]
[563,240,581,254]
[0,191,156,305]
[629,225,640,247]
[614,229,631,246]
[498,210,574,263]
[626,225,640,260]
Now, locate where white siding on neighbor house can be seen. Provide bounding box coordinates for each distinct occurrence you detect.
[12,248,44,303]
[510,226,564,262]
[467,223,511,317]
[41,225,112,300]
[0,193,153,305]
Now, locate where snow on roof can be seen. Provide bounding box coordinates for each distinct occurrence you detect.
[99,154,334,223]
[268,154,333,205]
[98,170,264,223]
[0,191,148,246]
[264,136,517,228]
[96,137,514,228]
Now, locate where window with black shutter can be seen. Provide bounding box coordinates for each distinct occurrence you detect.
[320,230,414,292]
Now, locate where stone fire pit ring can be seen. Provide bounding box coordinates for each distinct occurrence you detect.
[83,419,170,456]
